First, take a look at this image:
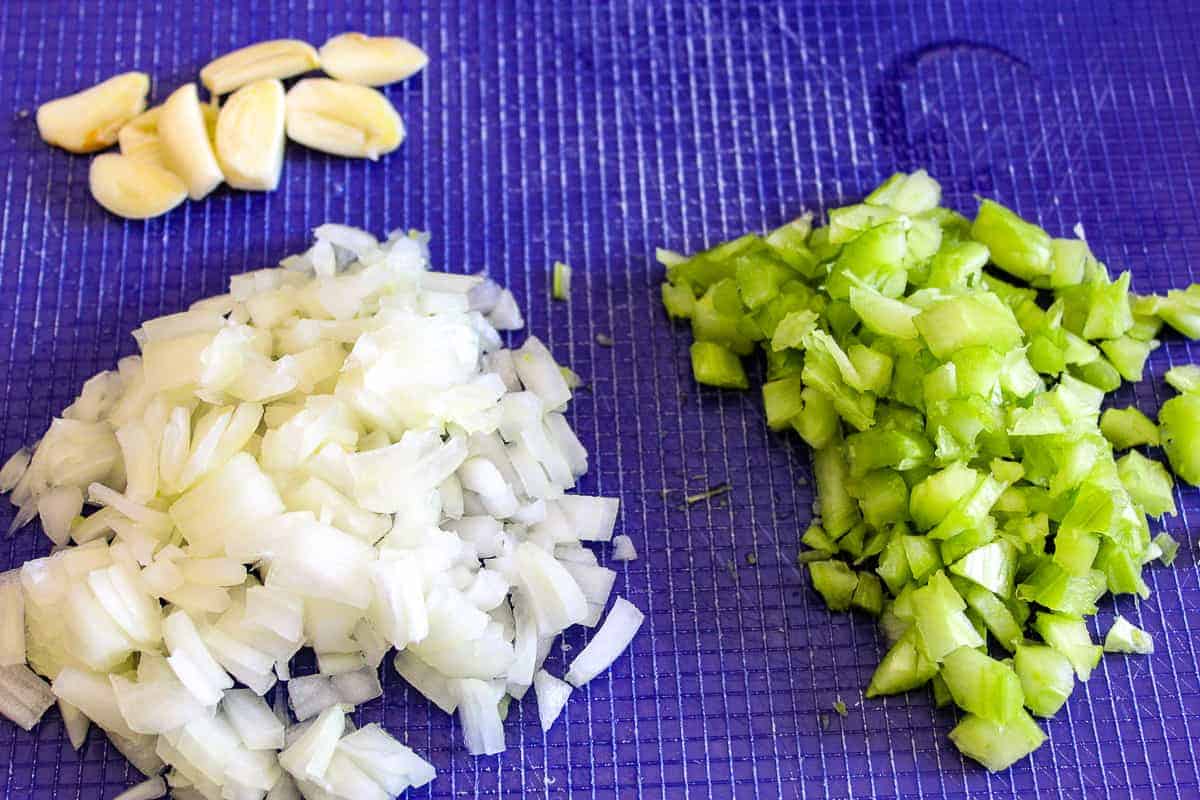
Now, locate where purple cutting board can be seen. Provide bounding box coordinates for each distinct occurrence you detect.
[0,1,1197,797]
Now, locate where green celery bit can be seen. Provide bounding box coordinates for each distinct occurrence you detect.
[931,673,953,708]
[825,300,861,339]
[1069,355,1122,393]
[1094,539,1150,599]
[939,524,997,566]
[970,199,1052,283]
[1164,364,1200,395]
[1048,238,1094,289]
[1154,532,1180,566]
[691,280,754,355]
[903,535,943,583]
[689,341,749,389]
[929,474,1008,541]
[661,282,696,319]
[754,281,821,339]
[1117,450,1177,517]
[814,446,861,537]
[765,216,822,279]
[808,560,858,611]
[1013,644,1074,717]
[852,572,885,616]
[765,347,804,381]
[914,293,1024,360]
[949,710,1046,772]
[909,462,979,530]
[855,527,891,566]
[762,376,805,431]
[769,309,819,351]
[950,541,1017,597]
[792,387,840,450]
[1156,284,1200,339]
[866,627,939,697]
[1033,612,1102,680]
[735,250,795,311]
[1103,615,1154,654]
[912,571,985,661]
[1100,406,1159,449]
[941,646,1025,724]
[876,534,912,596]
[1051,528,1100,575]
[1160,393,1200,486]
[666,233,760,290]
[552,261,572,301]
[846,428,932,477]
[926,240,988,291]
[1099,335,1158,383]
[851,469,909,529]
[952,347,1004,399]
[807,226,841,263]
[847,344,894,395]
[801,524,839,555]
[1082,272,1135,341]
[826,221,910,300]
[866,170,942,214]
[827,203,900,246]
[962,584,1023,652]
[1128,312,1163,342]
[1016,562,1106,616]
[802,335,877,431]
[849,286,920,339]
[838,523,867,559]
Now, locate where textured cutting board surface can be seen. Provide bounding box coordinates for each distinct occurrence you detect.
[0,1,1198,797]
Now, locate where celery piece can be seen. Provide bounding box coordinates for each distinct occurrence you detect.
[941,646,1024,724]
[1051,528,1100,576]
[1128,312,1163,342]
[1165,364,1200,394]
[807,226,841,263]
[1103,615,1154,655]
[849,286,920,339]
[912,571,984,662]
[927,240,989,291]
[1048,238,1093,289]
[1032,612,1102,680]
[846,429,932,477]
[1069,355,1122,393]
[808,560,858,612]
[1117,451,1177,517]
[1159,393,1200,486]
[1154,532,1180,567]
[939,524,997,567]
[931,673,953,708]
[855,527,891,566]
[949,709,1046,772]
[847,344,894,395]
[838,523,867,560]
[962,584,1023,652]
[970,199,1052,283]
[689,341,749,390]
[826,222,910,300]
[661,282,696,319]
[876,534,912,596]
[1013,644,1074,717]
[850,469,908,530]
[691,282,754,355]
[762,377,805,431]
[813,446,861,537]
[552,261,572,301]
[866,628,939,697]
[1099,407,1159,449]
[666,233,759,290]
[754,281,820,339]
[792,387,840,450]
[802,346,877,432]
[765,217,821,279]
[769,309,818,352]
[1082,272,1135,341]
[801,524,839,557]
[914,294,1024,359]
[827,204,900,246]
[929,474,1008,541]
[1094,539,1151,599]
[1156,284,1200,339]
[950,541,1017,597]
[909,462,979,531]
[903,535,943,583]
[1100,336,1158,383]
[735,251,793,311]
[1017,562,1107,616]
[852,572,884,617]
[866,170,942,214]
[765,347,805,381]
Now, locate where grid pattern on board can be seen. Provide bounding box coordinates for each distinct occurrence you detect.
[0,1,1198,797]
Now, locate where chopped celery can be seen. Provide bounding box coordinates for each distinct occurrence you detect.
[1154,532,1179,566]
[808,560,858,612]
[849,286,920,339]
[689,342,748,389]
[931,673,953,708]
[949,710,1046,772]
[661,282,695,319]
[962,584,1023,652]
[875,534,912,596]
[970,199,1051,283]
[770,309,819,351]
[1103,615,1154,655]
[903,535,943,583]
[1013,644,1074,717]
[1016,562,1106,616]
[1099,335,1158,383]
[851,470,909,530]
[1155,284,1200,338]
[941,646,1024,724]
[813,447,860,537]
[911,572,984,662]
[866,628,938,697]
[762,377,805,431]
[552,261,572,301]
[792,388,839,450]
[801,524,839,558]
[1116,451,1176,517]
[1032,612,1102,680]
[866,169,941,214]
[914,294,1024,360]
[1160,393,1200,486]
[1100,407,1159,449]
[1165,364,1200,395]
[910,463,979,530]
[852,572,884,617]
[950,541,1017,597]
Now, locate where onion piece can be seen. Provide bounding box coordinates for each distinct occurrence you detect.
[58,698,91,750]
[611,534,638,561]
[533,669,572,732]
[222,688,285,750]
[565,597,645,687]
[36,485,84,546]
[452,678,506,755]
[0,664,56,731]
[113,776,168,800]
[0,571,25,666]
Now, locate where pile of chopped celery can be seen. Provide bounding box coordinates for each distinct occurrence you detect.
[660,170,1200,771]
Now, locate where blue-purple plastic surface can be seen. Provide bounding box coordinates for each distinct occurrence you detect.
[1,1,1198,797]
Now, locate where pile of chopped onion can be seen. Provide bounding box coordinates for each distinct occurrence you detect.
[0,225,643,799]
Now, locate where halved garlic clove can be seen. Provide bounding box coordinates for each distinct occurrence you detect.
[215,79,286,191]
[285,78,404,161]
[118,107,167,168]
[37,72,150,153]
[159,84,224,200]
[201,39,320,96]
[89,153,187,220]
[318,33,428,87]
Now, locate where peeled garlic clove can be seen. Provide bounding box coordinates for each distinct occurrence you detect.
[318,33,428,87]
[285,78,404,160]
[201,39,320,96]
[118,106,167,168]
[37,72,150,153]
[215,79,286,191]
[89,153,187,220]
[159,84,224,200]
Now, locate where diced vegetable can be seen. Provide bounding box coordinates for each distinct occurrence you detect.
[1104,615,1154,654]
[948,710,1046,772]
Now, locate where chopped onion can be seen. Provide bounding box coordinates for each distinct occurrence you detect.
[452,678,506,755]
[331,666,383,706]
[36,485,83,546]
[0,448,30,493]
[112,776,168,800]
[611,535,638,562]
[0,570,25,666]
[565,597,645,687]
[58,698,91,750]
[533,669,572,732]
[0,664,55,731]
[223,688,285,750]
